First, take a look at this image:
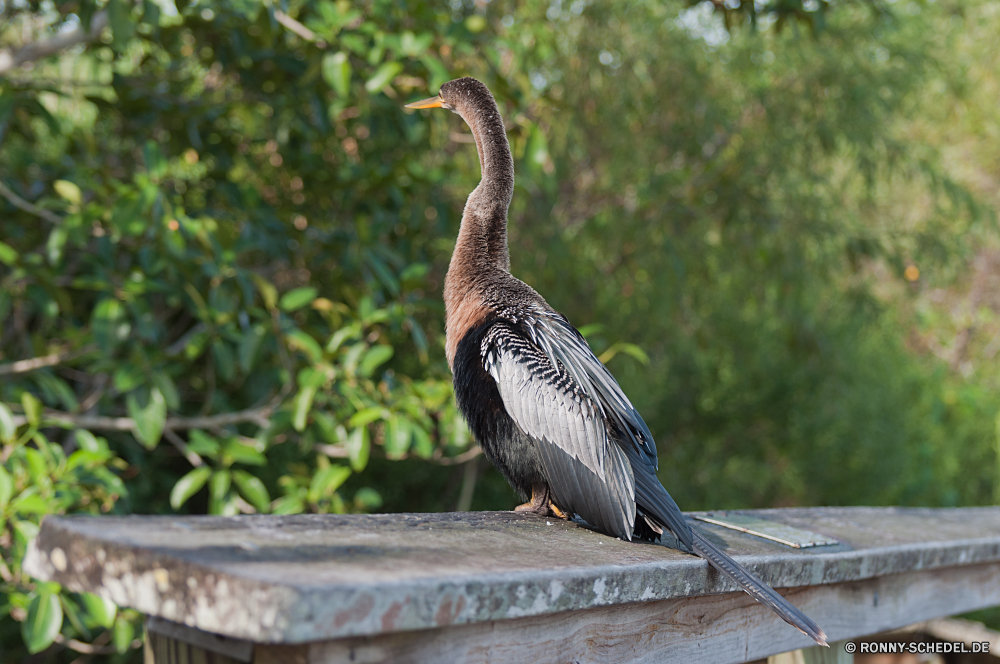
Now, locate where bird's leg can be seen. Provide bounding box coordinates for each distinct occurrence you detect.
[547,501,569,520]
[515,484,570,519]
[514,483,551,515]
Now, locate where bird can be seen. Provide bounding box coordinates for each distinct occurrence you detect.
[406,77,827,647]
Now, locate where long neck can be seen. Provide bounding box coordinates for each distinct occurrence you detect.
[452,96,514,275]
[443,89,515,367]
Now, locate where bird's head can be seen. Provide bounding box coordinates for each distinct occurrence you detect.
[405,77,495,120]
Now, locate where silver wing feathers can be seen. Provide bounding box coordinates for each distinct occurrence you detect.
[521,305,658,470]
[483,323,636,539]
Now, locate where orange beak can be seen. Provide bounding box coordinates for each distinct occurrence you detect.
[405,95,445,109]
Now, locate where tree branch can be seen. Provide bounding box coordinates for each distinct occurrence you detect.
[0,11,109,77]
[273,10,324,45]
[0,344,98,375]
[9,406,274,431]
[163,428,204,467]
[0,179,64,224]
[431,446,482,466]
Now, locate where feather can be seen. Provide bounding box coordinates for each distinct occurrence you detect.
[484,322,636,539]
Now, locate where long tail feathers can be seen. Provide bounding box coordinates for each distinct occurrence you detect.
[691,529,828,647]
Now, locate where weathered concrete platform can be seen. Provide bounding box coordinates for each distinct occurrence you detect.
[24,507,1000,663]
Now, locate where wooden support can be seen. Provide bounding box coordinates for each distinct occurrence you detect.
[145,618,252,664]
[24,507,1000,664]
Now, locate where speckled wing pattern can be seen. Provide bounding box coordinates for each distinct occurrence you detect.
[482,320,636,539]
[521,305,659,469]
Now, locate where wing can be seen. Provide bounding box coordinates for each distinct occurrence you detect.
[495,305,694,549]
[482,322,636,539]
[519,305,659,470]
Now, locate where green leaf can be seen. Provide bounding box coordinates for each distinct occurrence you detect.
[24,448,49,482]
[576,323,605,338]
[0,465,13,509]
[348,407,384,428]
[366,252,400,296]
[309,464,351,501]
[271,494,304,515]
[297,366,328,388]
[411,424,434,459]
[314,412,343,444]
[384,415,411,459]
[527,124,550,170]
[222,438,267,466]
[326,324,360,353]
[365,62,403,94]
[53,180,82,206]
[186,430,220,457]
[66,449,110,472]
[113,364,145,393]
[22,593,63,654]
[212,340,236,382]
[108,0,136,51]
[74,430,102,452]
[91,299,130,351]
[420,54,450,89]
[111,196,148,236]
[239,325,267,372]
[14,519,40,544]
[169,466,211,510]
[598,342,650,365]
[354,487,383,511]
[80,593,117,629]
[151,373,180,410]
[292,385,317,432]
[248,275,278,311]
[0,402,17,443]
[126,387,166,449]
[285,329,324,363]
[399,31,433,57]
[280,287,318,311]
[233,470,270,512]
[400,263,429,282]
[210,469,231,502]
[36,372,77,411]
[322,52,352,96]
[143,140,167,179]
[113,614,134,654]
[21,393,42,428]
[358,345,394,377]
[0,241,19,266]
[61,595,92,641]
[346,425,370,472]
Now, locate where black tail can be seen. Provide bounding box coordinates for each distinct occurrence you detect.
[692,529,828,647]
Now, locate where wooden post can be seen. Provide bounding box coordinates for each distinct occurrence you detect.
[24,507,1000,664]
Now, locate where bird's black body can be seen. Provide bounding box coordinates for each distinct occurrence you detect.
[453,317,547,499]
[407,76,827,646]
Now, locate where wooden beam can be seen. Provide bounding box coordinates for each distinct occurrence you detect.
[144,562,999,664]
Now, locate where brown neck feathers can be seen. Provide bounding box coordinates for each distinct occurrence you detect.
[442,78,515,367]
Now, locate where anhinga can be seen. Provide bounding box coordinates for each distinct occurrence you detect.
[406,77,827,646]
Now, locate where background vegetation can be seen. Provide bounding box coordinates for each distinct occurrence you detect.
[1,0,999,659]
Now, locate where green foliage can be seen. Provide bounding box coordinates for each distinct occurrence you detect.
[2,0,1000,658]
[1,0,480,657]
[0,422,133,658]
